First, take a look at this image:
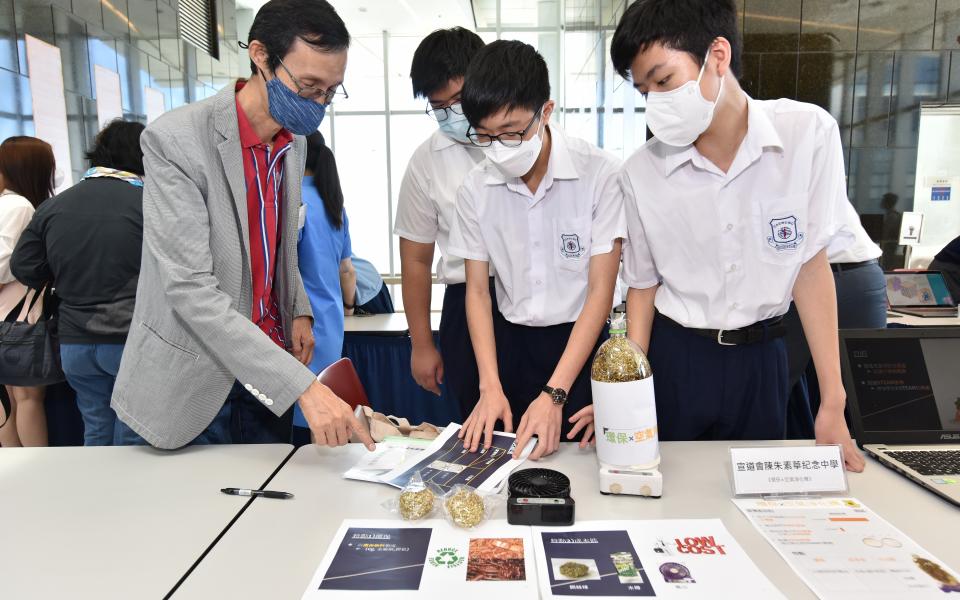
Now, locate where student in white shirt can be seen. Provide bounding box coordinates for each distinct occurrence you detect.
[394,28,490,419]
[448,41,625,460]
[784,204,886,437]
[610,0,864,470]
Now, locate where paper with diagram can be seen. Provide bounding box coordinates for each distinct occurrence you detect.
[380,423,535,492]
[734,497,960,599]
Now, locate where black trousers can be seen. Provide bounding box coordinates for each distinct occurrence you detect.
[492,317,605,438]
[438,278,498,421]
[648,313,790,441]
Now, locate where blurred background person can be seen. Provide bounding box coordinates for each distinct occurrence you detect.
[12,121,145,446]
[351,255,394,314]
[0,136,55,447]
[292,132,356,445]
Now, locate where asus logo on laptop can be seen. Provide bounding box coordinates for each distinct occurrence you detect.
[941,433,960,440]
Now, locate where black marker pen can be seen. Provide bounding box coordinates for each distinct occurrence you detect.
[221,487,294,499]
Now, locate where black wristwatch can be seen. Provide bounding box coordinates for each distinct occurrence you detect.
[542,385,568,406]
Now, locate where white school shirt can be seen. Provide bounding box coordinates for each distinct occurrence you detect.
[394,129,486,284]
[0,191,40,323]
[621,96,855,330]
[448,124,626,326]
[827,200,882,264]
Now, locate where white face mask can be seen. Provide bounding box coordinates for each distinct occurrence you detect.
[481,115,546,179]
[53,168,65,189]
[436,104,472,144]
[645,50,724,147]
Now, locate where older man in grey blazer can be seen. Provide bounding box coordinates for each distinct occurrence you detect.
[111,0,374,451]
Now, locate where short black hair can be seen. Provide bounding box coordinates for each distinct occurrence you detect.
[461,40,549,127]
[247,0,349,75]
[610,0,742,81]
[85,120,146,175]
[410,27,485,99]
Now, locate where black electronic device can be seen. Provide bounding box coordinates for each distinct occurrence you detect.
[506,468,576,526]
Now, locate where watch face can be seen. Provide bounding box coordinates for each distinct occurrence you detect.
[551,389,567,404]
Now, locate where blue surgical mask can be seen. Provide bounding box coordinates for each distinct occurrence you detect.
[438,105,471,144]
[265,77,327,135]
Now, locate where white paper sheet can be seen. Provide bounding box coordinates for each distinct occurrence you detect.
[734,497,960,599]
[532,519,784,599]
[380,423,535,493]
[343,436,433,484]
[25,35,72,191]
[93,65,122,130]
[301,519,537,599]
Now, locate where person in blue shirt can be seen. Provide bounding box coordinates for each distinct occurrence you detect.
[351,255,395,314]
[292,132,357,445]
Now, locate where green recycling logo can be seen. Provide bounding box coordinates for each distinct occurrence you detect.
[428,547,464,569]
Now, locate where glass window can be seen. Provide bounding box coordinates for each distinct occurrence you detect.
[500,0,559,28]
[335,115,391,273]
[387,35,423,112]
[473,0,498,29]
[339,35,385,112]
[389,114,437,273]
[564,31,601,109]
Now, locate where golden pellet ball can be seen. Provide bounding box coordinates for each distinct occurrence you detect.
[398,488,435,520]
[445,488,485,528]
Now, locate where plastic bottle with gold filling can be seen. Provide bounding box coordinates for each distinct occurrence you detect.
[591,311,660,469]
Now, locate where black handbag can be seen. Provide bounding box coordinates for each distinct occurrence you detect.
[0,287,65,386]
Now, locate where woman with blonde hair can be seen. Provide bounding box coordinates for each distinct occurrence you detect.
[0,135,55,447]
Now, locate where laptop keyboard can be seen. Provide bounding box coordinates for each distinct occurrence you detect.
[885,450,960,476]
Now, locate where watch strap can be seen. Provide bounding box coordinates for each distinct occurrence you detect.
[542,385,568,405]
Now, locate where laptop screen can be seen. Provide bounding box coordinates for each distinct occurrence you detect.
[843,332,960,440]
[885,272,954,307]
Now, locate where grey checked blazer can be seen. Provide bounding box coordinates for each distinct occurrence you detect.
[111,84,316,449]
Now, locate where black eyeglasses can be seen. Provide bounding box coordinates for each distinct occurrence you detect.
[276,57,349,105]
[425,102,464,122]
[467,108,542,148]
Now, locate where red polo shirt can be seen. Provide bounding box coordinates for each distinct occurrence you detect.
[236,81,292,347]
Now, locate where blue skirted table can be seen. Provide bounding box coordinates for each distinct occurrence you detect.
[342,313,461,426]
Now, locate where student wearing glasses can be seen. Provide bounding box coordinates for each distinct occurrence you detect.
[448,41,625,461]
[110,0,374,451]
[394,27,490,419]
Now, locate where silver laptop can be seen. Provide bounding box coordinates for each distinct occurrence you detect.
[884,271,958,318]
[841,328,960,507]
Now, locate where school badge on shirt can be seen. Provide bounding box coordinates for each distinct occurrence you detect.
[767,216,804,251]
[560,233,585,258]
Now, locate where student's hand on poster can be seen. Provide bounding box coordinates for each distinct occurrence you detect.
[815,405,865,472]
[566,405,596,449]
[513,392,562,460]
[410,343,444,396]
[290,316,315,366]
[459,387,513,452]
[298,381,375,451]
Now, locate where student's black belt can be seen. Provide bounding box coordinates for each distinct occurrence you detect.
[658,313,787,346]
[830,258,879,273]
